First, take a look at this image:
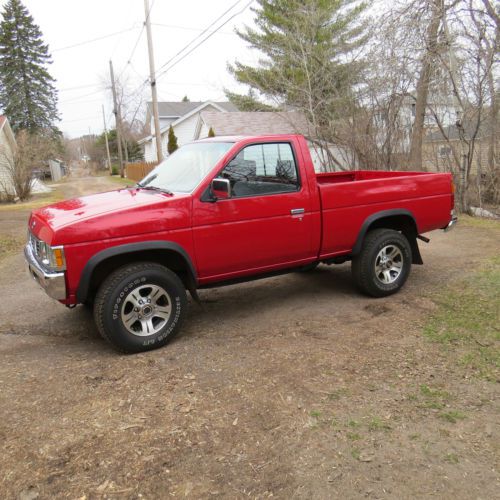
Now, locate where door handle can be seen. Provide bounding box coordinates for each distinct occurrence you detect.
[290,208,305,215]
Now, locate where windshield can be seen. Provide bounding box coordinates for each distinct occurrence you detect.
[139,142,233,193]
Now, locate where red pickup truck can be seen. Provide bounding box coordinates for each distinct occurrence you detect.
[25,134,456,352]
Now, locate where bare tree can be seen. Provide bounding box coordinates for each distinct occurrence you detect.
[0,131,57,201]
[423,0,499,210]
[408,0,443,169]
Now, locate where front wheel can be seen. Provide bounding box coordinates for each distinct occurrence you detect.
[94,262,187,353]
[352,229,412,297]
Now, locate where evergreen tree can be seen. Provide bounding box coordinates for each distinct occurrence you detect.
[0,0,59,133]
[225,89,275,111]
[207,126,215,137]
[182,95,190,102]
[228,0,368,130]
[167,125,178,154]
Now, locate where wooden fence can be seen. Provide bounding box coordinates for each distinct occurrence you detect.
[125,161,158,182]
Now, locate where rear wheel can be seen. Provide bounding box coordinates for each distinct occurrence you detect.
[352,229,412,297]
[94,262,187,353]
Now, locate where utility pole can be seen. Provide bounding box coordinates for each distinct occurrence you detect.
[144,0,163,162]
[102,105,112,174]
[109,60,125,177]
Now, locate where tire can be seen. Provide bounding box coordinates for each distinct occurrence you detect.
[94,262,187,353]
[352,229,412,297]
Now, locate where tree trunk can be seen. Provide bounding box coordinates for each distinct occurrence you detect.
[486,49,498,173]
[408,1,441,169]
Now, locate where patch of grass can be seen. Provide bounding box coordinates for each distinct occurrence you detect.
[459,214,500,229]
[310,410,321,418]
[420,384,451,400]
[107,175,134,187]
[439,411,466,423]
[409,433,420,440]
[0,235,24,260]
[0,190,64,211]
[444,453,459,464]
[327,388,349,400]
[351,448,361,460]
[423,256,500,381]
[347,432,361,441]
[347,419,360,428]
[368,417,391,431]
[418,400,444,410]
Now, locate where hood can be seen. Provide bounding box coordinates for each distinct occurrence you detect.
[30,188,192,245]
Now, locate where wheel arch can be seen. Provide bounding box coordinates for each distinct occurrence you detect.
[352,209,423,265]
[76,241,197,304]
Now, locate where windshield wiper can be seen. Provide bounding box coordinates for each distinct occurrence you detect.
[136,185,174,196]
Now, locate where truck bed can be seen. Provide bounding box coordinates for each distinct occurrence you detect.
[316,170,453,258]
[316,170,430,185]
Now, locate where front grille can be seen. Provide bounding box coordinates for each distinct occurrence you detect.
[29,232,44,261]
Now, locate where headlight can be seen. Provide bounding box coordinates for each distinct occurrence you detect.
[29,233,66,271]
[42,245,66,271]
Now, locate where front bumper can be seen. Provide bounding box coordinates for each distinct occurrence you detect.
[24,244,67,300]
[444,215,458,232]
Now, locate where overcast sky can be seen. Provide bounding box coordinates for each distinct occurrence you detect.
[0,0,259,137]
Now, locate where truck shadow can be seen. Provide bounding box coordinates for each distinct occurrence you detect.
[182,263,360,332]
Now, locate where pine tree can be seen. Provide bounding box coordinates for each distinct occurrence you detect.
[182,95,189,102]
[207,126,215,137]
[225,89,274,111]
[227,0,368,128]
[167,125,178,154]
[0,0,59,133]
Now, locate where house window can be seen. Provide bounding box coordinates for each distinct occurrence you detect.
[220,143,300,197]
[439,146,452,158]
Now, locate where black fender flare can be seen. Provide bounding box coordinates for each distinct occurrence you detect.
[76,241,197,303]
[351,209,423,264]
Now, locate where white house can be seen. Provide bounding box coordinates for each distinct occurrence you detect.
[139,101,238,161]
[0,115,17,199]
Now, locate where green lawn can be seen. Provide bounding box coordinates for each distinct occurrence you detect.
[423,255,500,381]
[107,175,135,187]
[0,190,65,212]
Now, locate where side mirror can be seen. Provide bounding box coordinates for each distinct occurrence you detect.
[211,178,231,200]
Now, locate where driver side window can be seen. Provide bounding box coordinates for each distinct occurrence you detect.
[220,143,300,198]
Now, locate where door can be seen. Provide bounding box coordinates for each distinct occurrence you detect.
[192,141,315,281]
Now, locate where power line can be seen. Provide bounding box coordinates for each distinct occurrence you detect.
[59,89,106,103]
[62,98,104,106]
[53,26,138,52]
[155,0,247,76]
[59,83,101,92]
[156,0,253,81]
[152,22,235,37]
[60,115,101,123]
[116,0,155,81]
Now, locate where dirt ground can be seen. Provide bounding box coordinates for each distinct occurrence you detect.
[0,173,498,499]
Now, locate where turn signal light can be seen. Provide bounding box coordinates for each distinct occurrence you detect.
[54,248,64,268]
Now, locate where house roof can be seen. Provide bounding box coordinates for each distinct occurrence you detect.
[425,122,491,142]
[138,101,233,144]
[198,111,309,137]
[147,101,238,118]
